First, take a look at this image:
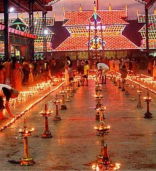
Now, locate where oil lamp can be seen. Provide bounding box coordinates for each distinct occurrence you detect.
[65,87,71,102]
[93,140,120,171]
[96,106,106,121]
[53,94,62,121]
[71,81,76,94]
[19,118,35,166]
[130,85,136,101]
[68,86,74,97]
[95,83,102,96]
[59,86,67,110]
[137,89,143,108]
[143,89,153,118]
[95,93,103,109]
[94,122,110,136]
[113,76,117,86]
[118,78,121,89]
[125,82,130,96]
[40,104,53,138]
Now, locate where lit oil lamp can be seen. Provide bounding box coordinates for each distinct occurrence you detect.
[40,104,53,138]
[125,82,130,96]
[130,85,136,101]
[59,87,67,110]
[96,106,106,121]
[143,89,153,119]
[137,88,143,108]
[94,122,110,136]
[68,86,74,97]
[53,94,61,121]
[19,118,35,166]
[93,141,121,171]
[113,76,117,86]
[65,87,71,102]
[95,83,102,96]
[71,81,76,93]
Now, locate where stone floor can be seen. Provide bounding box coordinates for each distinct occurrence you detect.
[0,76,156,171]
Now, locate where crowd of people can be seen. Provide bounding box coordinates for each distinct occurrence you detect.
[0,55,156,120]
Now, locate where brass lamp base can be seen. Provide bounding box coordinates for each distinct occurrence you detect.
[60,104,67,110]
[53,115,62,121]
[20,157,35,166]
[42,131,52,138]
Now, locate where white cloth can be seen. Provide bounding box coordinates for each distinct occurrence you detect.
[97,63,109,70]
[97,63,109,76]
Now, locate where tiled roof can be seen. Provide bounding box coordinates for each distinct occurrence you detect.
[63,10,128,26]
[138,14,156,23]
[55,35,139,51]
[34,42,52,52]
[139,20,156,32]
[140,39,156,49]
[0,24,37,39]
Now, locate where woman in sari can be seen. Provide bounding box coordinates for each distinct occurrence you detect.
[0,65,5,84]
[10,57,22,91]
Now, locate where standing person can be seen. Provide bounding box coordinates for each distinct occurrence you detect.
[120,65,128,84]
[68,67,74,83]
[28,60,34,84]
[153,60,156,80]
[82,60,90,86]
[147,58,153,75]
[10,57,22,91]
[3,59,11,85]
[114,58,120,72]
[66,56,72,68]
[22,59,30,84]
[0,84,18,119]
[43,60,52,82]
[109,57,115,71]
[65,62,69,86]
[0,64,5,84]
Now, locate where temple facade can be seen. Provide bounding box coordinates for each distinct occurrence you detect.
[138,11,156,52]
[0,17,54,59]
[51,5,140,59]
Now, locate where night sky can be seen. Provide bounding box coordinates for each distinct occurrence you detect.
[51,0,156,20]
[0,0,155,20]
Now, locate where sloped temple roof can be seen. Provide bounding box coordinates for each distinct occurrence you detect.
[52,9,139,51]
[137,14,156,49]
[63,10,128,26]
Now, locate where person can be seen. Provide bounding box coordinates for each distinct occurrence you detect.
[0,64,5,84]
[109,57,115,71]
[153,60,156,80]
[68,67,74,83]
[66,56,72,68]
[0,84,19,119]
[10,57,22,91]
[147,58,153,75]
[97,62,109,84]
[120,65,128,83]
[82,60,90,86]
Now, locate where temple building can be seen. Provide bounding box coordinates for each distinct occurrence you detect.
[0,16,54,59]
[137,10,156,54]
[51,5,141,60]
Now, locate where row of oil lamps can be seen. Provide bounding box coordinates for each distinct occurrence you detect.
[108,72,153,119]
[13,76,82,166]
[91,73,121,171]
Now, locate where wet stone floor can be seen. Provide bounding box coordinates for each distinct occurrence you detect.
[0,78,156,171]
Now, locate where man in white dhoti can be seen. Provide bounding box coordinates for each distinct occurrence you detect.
[97,63,109,84]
